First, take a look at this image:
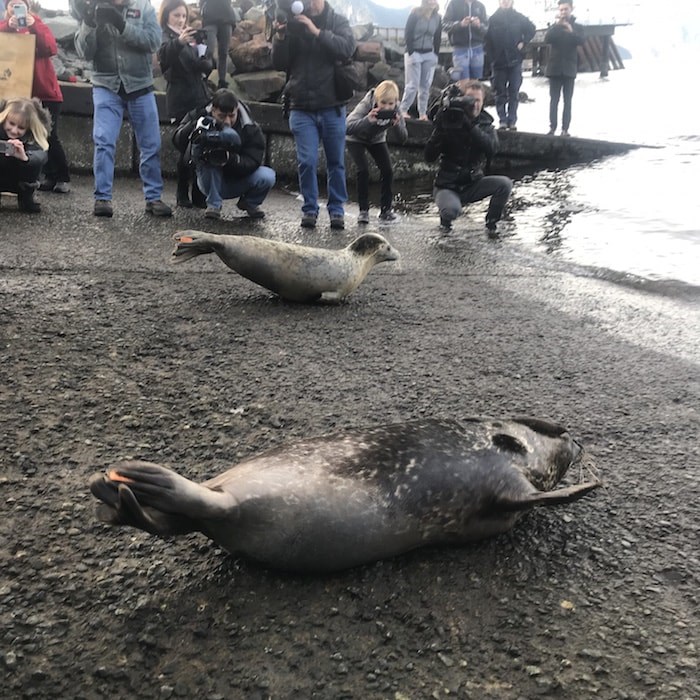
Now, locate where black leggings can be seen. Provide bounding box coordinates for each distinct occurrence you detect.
[42,100,70,182]
[0,155,44,193]
[346,140,394,212]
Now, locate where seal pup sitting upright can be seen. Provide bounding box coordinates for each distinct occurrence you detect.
[89,417,601,573]
[171,231,399,302]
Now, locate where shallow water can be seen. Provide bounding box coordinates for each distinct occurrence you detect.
[391,55,700,292]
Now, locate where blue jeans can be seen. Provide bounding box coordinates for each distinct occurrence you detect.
[400,51,438,117]
[288,107,348,217]
[492,63,524,127]
[196,164,276,209]
[92,86,163,202]
[450,46,484,81]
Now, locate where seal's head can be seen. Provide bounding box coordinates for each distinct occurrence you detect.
[479,417,584,492]
[347,233,399,264]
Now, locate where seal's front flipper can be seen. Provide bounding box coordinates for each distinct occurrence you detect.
[496,481,602,512]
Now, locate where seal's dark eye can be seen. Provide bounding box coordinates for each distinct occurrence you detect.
[492,433,527,454]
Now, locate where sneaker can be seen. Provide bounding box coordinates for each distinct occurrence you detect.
[94,200,113,217]
[498,123,508,131]
[561,129,570,137]
[378,209,397,223]
[237,198,265,219]
[330,213,345,230]
[485,219,498,232]
[508,125,518,132]
[439,215,453,231]
[38,179,55,192]
[547,128,556,136]
[205,206,222,220]
[145,200,173,217]
[53,181,71,194]
[301,213,317,228]
[357,210,370,224]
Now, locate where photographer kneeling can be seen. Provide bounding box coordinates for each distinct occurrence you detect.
[425,79,512,232]
[174,89,276,220]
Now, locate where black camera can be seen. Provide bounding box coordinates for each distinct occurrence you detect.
[190,116,241,167]
[375,108,397,122]
[192,28,207,44]
[437,85,476,129]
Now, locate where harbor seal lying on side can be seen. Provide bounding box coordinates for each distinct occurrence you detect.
[171,231,399,302]
[89,417,601,573]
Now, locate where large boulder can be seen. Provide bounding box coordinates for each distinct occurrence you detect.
[233,69,286,103]
[231,33,273,72]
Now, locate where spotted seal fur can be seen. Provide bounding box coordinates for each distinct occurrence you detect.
[171,231,399,302]
[89,417,600,573]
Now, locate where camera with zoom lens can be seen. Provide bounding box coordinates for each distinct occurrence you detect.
[192,28,207,44]
[437,85,476,129]
[69,0,114,23]
[190,116,241,167]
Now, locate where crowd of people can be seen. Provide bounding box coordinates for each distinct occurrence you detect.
[0,0,585,233]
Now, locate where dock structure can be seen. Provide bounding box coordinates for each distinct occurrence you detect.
[529,24,628,79]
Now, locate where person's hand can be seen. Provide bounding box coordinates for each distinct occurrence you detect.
[470,17,481,28]
[294,13,320,37]
[273,18,287,37]
[367,107,379,123]
[96,5,126,33]
[460,16,471,26]
[178,26,196,44]
[516,41,524,51]
[5,139,28,161]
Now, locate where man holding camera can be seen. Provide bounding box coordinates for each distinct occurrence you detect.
[173,89,275,220]
[425,79,512,232]
[72,0,172,218]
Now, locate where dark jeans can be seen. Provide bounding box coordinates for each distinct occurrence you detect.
[548,75,575,131]
[492,63,523,127]
[205,23,233,82]
[42,100,70,183]
[434,175,513,223]
[0,155,44,191]
[346,140,393,212]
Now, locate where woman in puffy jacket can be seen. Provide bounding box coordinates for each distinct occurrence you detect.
[1,0,71,193]
[199,0,239,89]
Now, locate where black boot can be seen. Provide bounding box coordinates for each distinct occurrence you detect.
[176,162,192,208]
[17,183,41,213]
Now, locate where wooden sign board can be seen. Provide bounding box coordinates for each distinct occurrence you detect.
[0,33,36,100]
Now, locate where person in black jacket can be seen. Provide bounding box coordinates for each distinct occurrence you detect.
[173,89,276,219]
[158,0,214,207]
[545,0,584,136]
[271,0,355,230]
[199,0,239,88]
[425,80,512,232]
[484,0,535,131]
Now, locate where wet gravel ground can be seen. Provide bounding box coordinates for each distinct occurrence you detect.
[1,175,699,699]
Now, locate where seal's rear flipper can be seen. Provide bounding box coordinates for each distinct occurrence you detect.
[171,230,217,263]
[89,472,198,537]
[496,480,602,512]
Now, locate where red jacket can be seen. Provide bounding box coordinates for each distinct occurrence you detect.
[0,15,63,103]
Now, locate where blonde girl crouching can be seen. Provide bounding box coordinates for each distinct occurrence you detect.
[0,97,51,213]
